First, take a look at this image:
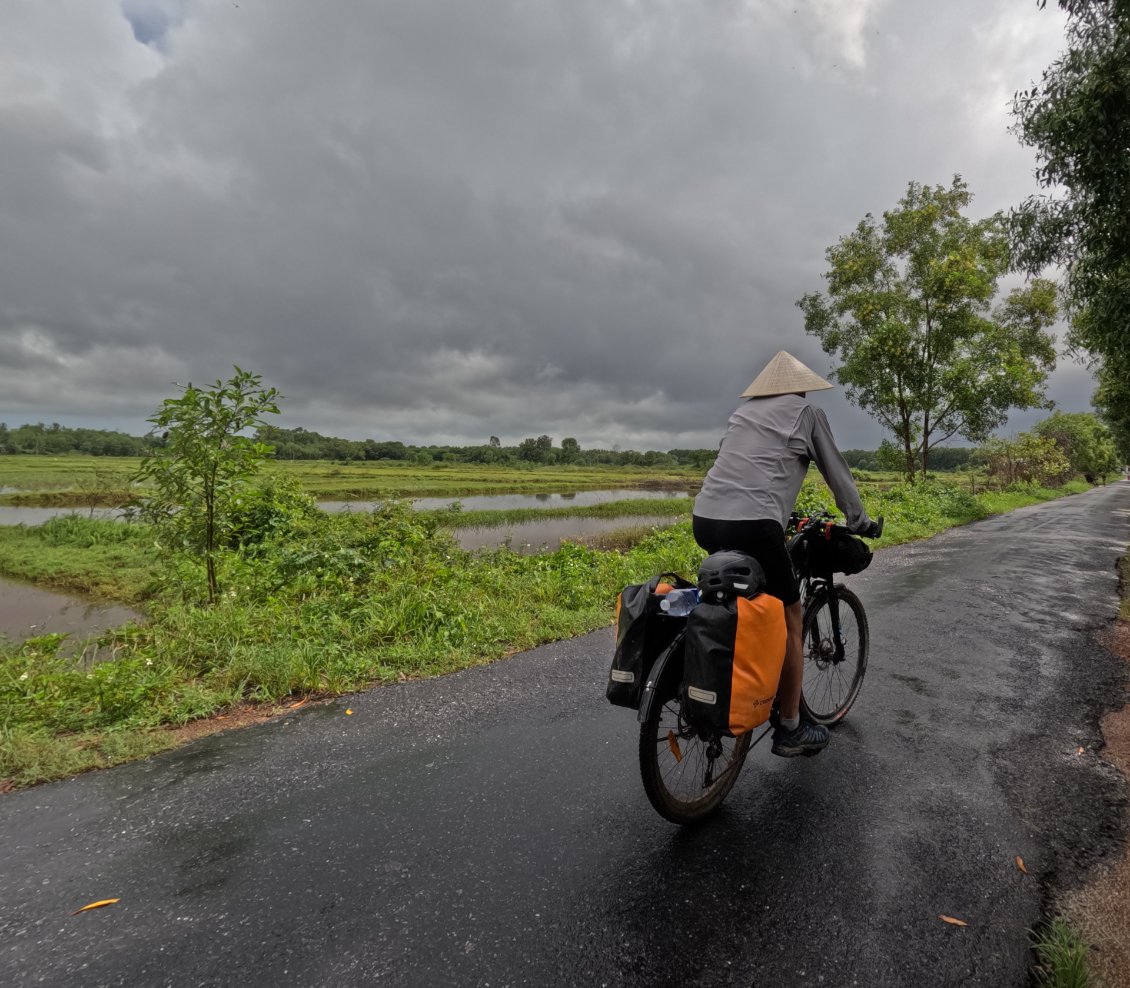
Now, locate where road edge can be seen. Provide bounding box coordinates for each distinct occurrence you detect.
[1058,552,1130,986]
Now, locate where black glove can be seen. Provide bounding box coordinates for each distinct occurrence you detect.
[857,517,884,539]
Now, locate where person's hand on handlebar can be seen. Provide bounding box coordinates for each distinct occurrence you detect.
[855,516,884,539]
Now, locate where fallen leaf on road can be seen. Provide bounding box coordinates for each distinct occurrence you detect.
[288,699,307,710]
[1076,746,1085,755]
[345,708,353,716]
[72,899,119,915]
[1016,856,1028,874]
[939,915,968,927]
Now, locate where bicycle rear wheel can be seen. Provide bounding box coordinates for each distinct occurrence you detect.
[638,646,752,824]
[799,584,868,725]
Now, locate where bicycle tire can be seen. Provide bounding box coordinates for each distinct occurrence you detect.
[638,639,752,824]
[799,584,868,725]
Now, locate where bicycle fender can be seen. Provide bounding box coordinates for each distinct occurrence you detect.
[637,639,682,724]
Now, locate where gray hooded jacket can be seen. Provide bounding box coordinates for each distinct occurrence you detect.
[693,393,872,532]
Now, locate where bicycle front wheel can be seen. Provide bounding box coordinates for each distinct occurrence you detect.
[639,654,752,824]
[799,584,868,725]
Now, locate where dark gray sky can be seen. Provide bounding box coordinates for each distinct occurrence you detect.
[0,0,1089,451]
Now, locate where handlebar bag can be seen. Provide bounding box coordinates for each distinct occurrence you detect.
[798,530,873,576]
[682,592,787,735]
[607,573,694,708]
[826,532,872,575]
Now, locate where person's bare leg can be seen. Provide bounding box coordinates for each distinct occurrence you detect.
[776,601,804,720]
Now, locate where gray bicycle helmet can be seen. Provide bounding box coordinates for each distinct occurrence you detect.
[697,550,765,600]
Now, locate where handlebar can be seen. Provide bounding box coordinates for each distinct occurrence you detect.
[788,511,884,540]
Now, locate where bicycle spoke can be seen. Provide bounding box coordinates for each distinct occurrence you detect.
[801,586,868,724]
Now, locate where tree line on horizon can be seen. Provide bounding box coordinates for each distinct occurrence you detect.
[0,419,967,470]
[4,416,1118,484]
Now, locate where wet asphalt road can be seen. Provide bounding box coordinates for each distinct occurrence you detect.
[2,483,1129,987]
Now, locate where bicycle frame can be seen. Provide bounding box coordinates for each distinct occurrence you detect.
[788,527,847,663]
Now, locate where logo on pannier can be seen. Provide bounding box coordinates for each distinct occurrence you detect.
[687,686,717,705]
[610,670,635,683]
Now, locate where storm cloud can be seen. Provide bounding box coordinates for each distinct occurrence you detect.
[0,0,1088,450]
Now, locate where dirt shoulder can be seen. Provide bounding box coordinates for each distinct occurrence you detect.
[1062,568,1130,985]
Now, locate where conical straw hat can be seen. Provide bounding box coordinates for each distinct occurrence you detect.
[740,351,833,398]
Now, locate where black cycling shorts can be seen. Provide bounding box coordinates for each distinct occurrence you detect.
[691,516,800,606]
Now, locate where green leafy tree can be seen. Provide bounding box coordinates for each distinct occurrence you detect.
[977,432,1071,487]
[798,177,1058,482]
[1033,410,1120,482]
[1011,1,1130,358]
[560,437,581,464]
[135,368,281,602]
[518,435,555,463]
[1011,1,1130,452]
[1093,354,1130,463]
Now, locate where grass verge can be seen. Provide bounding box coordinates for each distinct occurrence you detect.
[1032,919,1094,988]
[0,516,158,602]
[0,455,701,503]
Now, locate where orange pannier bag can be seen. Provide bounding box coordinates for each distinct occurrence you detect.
[682,593,787,735]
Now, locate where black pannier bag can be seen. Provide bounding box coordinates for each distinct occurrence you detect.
[607,573,694,708]
[682,552,787,736]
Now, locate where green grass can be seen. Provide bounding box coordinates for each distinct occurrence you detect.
[269,460,699,499]
[1032,919,1094,988]
[422,496,691,529]
[0,454,701,504]
[0,516,159,602]
[0,723,187,789]
[0,476,1105,788]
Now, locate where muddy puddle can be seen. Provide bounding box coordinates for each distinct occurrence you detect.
[0,577,141,647]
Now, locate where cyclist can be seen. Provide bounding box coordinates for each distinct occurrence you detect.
[692,350,879,757]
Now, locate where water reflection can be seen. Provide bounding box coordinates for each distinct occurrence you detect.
[410,490,688,512]
[0,490,690,526]
[0,577,141,646]
[0,506,122,526]
[452,515,678,553]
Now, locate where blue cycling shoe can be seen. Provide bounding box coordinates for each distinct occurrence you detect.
[771,720,829,758]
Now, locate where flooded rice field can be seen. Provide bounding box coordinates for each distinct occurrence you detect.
[0,489,687,638]
[0,491,688,641]
[0,486,687,526]
[0,506,122,526]
[0,577,141,646]
[324,488,688,513]
[452,515,678,553]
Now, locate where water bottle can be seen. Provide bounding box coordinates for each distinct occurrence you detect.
[659,587,700,617]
